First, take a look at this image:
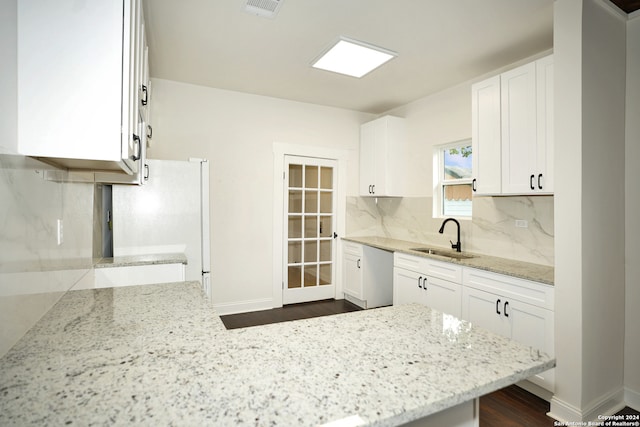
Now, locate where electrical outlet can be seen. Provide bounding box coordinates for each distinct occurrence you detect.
[57,219,63,245]
[515,219,528,228]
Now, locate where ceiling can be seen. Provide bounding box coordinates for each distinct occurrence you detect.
[140,0,633,114]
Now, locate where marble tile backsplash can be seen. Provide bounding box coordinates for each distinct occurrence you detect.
[346,196,554,266]
[0,154,96,357]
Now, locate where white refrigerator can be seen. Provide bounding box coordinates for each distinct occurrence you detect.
[112,159,212,300]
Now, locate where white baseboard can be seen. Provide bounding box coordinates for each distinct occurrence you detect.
[549,396,582,422]
[582,388,626,422]
[344,293,366,309]
[625,386,640,412]
[213,298,273,316]
[549,387,625,423]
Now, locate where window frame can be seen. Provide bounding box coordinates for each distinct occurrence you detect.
[432,139,473,219]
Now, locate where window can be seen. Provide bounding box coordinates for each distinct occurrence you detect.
[433,140,473,218]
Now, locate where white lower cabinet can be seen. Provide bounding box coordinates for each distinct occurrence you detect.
[94,263,185,288]
[393,253,462,317]
[342,241,393,309]
[461,267,555,392]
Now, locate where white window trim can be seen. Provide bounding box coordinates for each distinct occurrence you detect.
[433,139,472,220]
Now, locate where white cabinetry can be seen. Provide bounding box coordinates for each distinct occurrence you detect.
[93,263,185,288]
[342,241,393,309]
[17,0,147,175]
[393,253,462,317]
[359,116,407,197]
[471,75,502,195]
[461,267,555,391]
[471,55,553,196]
[95,0,151,185]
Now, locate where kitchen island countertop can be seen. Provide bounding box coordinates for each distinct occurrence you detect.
[0,281,554,426]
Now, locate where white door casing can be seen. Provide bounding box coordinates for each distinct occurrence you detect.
[272,143,348,308]
[283,155,337,304]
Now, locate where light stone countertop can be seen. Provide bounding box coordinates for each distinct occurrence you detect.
[0,253,187,274]
[94,252,188,268]
[0,281,554,426]
[343,236,554,285]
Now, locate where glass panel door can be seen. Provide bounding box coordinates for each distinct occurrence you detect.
[283,156,337,304]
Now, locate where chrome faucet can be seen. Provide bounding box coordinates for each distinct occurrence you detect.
[439,218,461,252]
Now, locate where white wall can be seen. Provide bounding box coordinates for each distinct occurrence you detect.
[625,12,640,410]
[0,0,17,154]
[147,79,372,310]
[551,0,627,421]
[386,83,472,197]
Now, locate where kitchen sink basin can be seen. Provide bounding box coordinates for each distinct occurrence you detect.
[410,247,476,260]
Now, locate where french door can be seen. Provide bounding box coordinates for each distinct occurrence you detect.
[283,156,337,304]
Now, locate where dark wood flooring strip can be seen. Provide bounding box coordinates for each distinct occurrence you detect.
[480,385,555,427]
[219,298,362,329]
[218,299,640,424]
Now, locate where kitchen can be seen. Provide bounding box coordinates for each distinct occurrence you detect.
[1,0,639,425]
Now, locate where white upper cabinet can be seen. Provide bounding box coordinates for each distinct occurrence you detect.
[471,54,554,196]
[471,75,502,195]
[535,55,554,193]
[359,116,407,197]
[17,0,146,174]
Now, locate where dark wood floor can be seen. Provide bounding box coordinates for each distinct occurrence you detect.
[220,298,362,329]
[219,300,640,426]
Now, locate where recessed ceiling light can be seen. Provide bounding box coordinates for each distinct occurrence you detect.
[311,37,397,78]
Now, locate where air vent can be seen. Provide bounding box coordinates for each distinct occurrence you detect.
[244,0,284,18]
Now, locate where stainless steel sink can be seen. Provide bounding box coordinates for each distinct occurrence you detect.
[410,247,476,260]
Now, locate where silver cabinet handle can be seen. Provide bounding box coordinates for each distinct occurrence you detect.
[131,135,141,161]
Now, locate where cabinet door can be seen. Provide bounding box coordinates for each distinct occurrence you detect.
[501,62,537,195]
[535,55,554,193]
[359,120,377,196]
[17,0,143,173]
[508,299,555,390]
[423,276,462,317]
[359,116,406,197]
[393,268,424,305]
[124,0,142,174]
[461,286,510,337]
[94,115,147,185]
[471,75,502,195]
[343,251,363,299]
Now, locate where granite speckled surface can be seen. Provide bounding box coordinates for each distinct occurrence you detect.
[94,252,188,268]
[0,281,554,426]
[343,236,554,285]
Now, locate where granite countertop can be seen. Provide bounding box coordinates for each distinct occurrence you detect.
[342,236,554,285]
[0,281,554,426]
[94,252,188,268]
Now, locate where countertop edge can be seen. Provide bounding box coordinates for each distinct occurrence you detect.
[342,236,554,286]
[94,252,188,268]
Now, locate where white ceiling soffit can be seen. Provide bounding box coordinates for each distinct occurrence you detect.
[142,0,554,114]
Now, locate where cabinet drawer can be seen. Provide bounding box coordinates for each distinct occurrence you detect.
[394,252,422,271]
[462,267,553,310]
[394,253,462,283]
[343,241,363,256]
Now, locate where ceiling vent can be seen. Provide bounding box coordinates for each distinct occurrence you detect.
[244,0,284,18]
